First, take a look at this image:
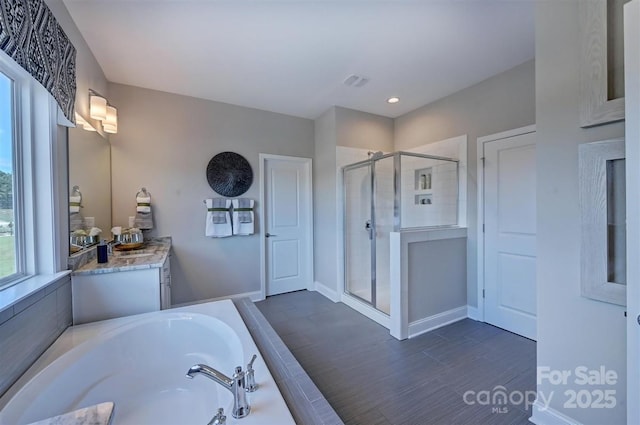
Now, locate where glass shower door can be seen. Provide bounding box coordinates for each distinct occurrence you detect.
[344,163,373,304]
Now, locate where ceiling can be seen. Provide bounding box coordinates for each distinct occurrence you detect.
[63,0,535,120]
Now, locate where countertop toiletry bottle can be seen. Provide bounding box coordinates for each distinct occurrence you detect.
[97,240,108,264]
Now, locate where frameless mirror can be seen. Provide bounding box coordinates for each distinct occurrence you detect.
[68,124,111,254]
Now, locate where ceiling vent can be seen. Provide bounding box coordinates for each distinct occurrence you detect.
[343,74,370,88]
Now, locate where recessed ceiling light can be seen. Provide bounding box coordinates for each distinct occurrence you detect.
[387,97,400,104]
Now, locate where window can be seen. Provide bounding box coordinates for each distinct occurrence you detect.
[0,71,20,283]
[0,50,65,292]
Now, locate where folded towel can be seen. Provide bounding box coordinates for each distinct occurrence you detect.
[134,211,154,230]
[206,199,232,237]
[136,195,151,213]
[69,195,82,213]
[70,212,84,232]
[232,199,254,235]
[211,198,228,224]
[237,198,253,223]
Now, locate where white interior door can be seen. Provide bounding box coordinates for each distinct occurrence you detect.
[263,156,312,296]
[625,1,640,422]
[483,131,537,340]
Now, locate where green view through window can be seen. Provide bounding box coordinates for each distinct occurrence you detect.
[0,71,16,279]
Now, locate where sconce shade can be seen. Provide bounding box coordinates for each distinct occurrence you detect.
[103,123,118,134]
[90,94,107,121]
[75,113,96,132]
[105,105,118,127]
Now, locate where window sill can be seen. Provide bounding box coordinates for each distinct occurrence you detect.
[0,271,72,318]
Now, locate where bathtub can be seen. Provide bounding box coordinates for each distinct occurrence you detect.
[0,300,295,425]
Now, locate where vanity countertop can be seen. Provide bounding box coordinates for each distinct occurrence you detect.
[71,237,171,276]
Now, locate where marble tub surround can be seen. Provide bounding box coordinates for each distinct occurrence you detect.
[72,237,171,276]
[27,402,113,425]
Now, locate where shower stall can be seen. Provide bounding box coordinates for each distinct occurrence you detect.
[343,151,460,317]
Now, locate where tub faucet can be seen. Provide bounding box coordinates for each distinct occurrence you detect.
[185,364,250,419]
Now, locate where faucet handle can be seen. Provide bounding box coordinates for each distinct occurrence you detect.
[207,408,226,425]
[245,354,258,392]
[247,354,257,370]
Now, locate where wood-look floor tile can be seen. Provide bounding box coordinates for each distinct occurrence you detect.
[257,291,536,425]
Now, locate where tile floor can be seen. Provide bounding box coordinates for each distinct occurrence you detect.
[257,290,536,425]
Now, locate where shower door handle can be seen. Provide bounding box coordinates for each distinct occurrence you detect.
[365,220,373,240]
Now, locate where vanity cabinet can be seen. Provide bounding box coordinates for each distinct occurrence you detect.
[71,238,172,325]
[160,254,171,310]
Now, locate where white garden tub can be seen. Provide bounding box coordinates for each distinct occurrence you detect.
[0,300,295,425]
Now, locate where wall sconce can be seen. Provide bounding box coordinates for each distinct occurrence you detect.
[89,89,118,134]
[74,113,96,132]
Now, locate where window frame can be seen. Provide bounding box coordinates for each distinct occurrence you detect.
[0,48,66,294]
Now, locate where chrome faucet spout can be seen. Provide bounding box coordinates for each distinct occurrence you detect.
[186,364,233,389]
[185,364,250,419]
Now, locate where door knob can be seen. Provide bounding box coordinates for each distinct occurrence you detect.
[265,233,277,238]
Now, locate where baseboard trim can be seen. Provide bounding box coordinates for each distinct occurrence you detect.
[529,400,582,425]
[408,306,468,338]
[172,290,263,308]
[312,281,339,302]
[466,305,481,321]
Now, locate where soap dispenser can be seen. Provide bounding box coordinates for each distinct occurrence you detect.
[97,239,108,264]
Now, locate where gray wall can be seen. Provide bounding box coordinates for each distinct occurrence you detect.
[535,2,626,423]
[335,106,394,150]
[313,108,338,293]
[394,59,535,308]
[408,238,467,322]
[108,84,314,304]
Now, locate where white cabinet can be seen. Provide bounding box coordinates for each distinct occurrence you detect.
[72,255,172,325]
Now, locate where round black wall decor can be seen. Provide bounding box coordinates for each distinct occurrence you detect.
[206,152,253,197]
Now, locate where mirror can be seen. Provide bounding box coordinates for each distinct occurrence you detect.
[68,124,111,254]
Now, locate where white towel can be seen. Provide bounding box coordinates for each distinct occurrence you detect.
[69,212,84,232]
[69,195,81,213]
[232,199,254,235]
[136,196,151,213]
[206,199,232,237]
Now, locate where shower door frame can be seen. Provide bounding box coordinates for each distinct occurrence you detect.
[342,151,460,314]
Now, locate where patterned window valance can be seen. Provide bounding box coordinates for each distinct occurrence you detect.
[0,0,77,122]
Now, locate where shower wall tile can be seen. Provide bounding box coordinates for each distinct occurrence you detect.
[403,135,468,228]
